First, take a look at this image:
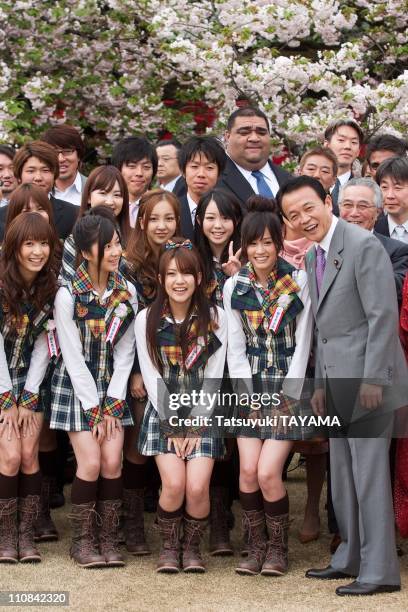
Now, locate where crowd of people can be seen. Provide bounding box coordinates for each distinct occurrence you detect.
[1,108,408,598]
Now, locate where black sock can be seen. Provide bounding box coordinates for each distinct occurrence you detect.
[71,476,98,505]
[263,492,289,516]
[239,489,263,512]
[157,503,183,519]
[19,471,42,497]
[210,460,230,487]
[38,449,58,478]
[0,473,18,498]
[185,510,209,521]
[122,459,146,490]
[98,476,123,501]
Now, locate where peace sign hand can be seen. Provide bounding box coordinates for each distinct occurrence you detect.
[221,241,242,277]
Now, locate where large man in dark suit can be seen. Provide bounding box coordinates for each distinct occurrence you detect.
[278,176,406,597]
[217,107,291,206]
[338,177,408,303]
[0,141,78,241]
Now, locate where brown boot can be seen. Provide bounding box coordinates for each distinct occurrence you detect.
[18,495,41,562]
[123,488,150,555]
[182,516,207,573]
[235,510,266,575]
[0,498,18,563]
[97,499,125,567]
[34,477,59,542]
[209,487,233,556]
[261,513,290,576]
[156,514,182,573]
[69,502,105,568]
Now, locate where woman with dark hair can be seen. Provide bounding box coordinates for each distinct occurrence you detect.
[121,188,180,556]
[194,188,242,555]
[49,210,137,568]
[135,238,227,573]
[60,165,130,283]
[0,213,57,563]
[223,198,313,576]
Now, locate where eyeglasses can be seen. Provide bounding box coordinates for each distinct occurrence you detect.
[341,203,377,212]
[54,148,76,157]
[159,156,177,162]
[368,162,381,170]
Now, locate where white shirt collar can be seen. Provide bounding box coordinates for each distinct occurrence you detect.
[161,176,181,192]
[316,215,338,254]
[337,170,351,186]
[53,171,83,205]
[387,215,408,236]
[187,192,197,215]
[229,157,280,197]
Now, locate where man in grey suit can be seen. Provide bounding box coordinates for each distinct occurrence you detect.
[277,175,406,596]
[338,177,408,304]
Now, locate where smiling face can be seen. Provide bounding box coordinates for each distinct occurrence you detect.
[18,238,50,280]
[339,185,379,231]
[202,199,234,252]
[246,228,278,276]
[84,231,122,274]
[225,115,271,171]
[89,180,124,217]
[379,175,408,224]
[22,198,50,222]
[55,147,79,183]
[141,199,177,249]
[300,154,336,192]
[120,157,153,201]
[0,153,18,197]
[325,125,361,173]
[281,185,333,243]
[164,258,199,309]
[20,156,54,193]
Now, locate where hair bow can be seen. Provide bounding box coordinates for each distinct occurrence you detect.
[165,240,193,251]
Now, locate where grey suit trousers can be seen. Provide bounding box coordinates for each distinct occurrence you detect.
[330,435,400,585]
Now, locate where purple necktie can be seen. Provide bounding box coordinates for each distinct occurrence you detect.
[316,245,326,295]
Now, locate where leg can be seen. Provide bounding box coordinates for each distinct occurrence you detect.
[67,431,104,568]
[299,451,327,542]
[35,422,59,541]
[258,440,293,576]
[19,416,44,562]
[0,433,20,563]
[155,454,186,573]
[209,458,234,556]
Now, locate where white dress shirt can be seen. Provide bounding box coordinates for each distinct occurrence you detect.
[387,216,408,244]
[54,281,138,411]
[161,176,181,192]
[129,200,140,228]
[0,330,50,396]
[231,159,281,197]
[0,198,8,208]
[53,172,83,206]
[187,193,198,224]
[316,215,339,254]
[223,269,313,400]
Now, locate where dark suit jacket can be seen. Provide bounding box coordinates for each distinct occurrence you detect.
[374,231,408,303]
[0,196,78,242]
[178,194,195,241]
[217,158,291,207]
[374,214,390,238]
[172,176,187,199]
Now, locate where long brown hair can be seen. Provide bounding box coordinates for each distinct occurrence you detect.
[126,189,180,301]
[146,239,216,373]
[79,165,130,245]
[0,213,57,319]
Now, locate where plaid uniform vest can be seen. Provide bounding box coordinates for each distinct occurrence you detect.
[231,258,303,375]
[206,264,228,309]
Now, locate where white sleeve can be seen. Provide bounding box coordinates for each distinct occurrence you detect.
[223,276,253,393]
[282,269,314,399]
[134,309,163,413]
[24,332,50,394]
[54,287,100,410]
[0,331,13,394]
[107,282,138,400]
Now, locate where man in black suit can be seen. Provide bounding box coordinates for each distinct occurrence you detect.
[375,157,408,244]
[339,177,408,303]
[365,134,408,181]
[0,141,78,241]
[177,136,226,240]
[156,139,186,199]
[217,107,291,206]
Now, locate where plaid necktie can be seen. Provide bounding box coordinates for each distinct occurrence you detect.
[316,245,326,296]
[251,170,273,198]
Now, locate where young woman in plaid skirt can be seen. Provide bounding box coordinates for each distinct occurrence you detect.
[223,198,313,576]
[120,189,180,555]
[50,211,137,568]
[194,188,242,556]
[135,239,227,573]
[0,213,57,563]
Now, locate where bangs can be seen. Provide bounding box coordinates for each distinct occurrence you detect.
[159,242,202,281]
[92,167,121,193]
[241,213,283,255]
[12,212,52,243]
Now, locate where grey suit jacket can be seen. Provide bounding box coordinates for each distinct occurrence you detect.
[305,218,406,390]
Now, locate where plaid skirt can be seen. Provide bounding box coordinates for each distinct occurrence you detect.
[229,367,316,441]
[10,368,30,407]
[138,401,225,460]
[48,362,133,431]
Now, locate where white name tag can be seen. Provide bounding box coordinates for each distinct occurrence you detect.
[184,337,205,370]
[269,306,285,333]
[47,329,60,357]
[106,316,122,344]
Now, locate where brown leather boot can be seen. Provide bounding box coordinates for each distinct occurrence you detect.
[34,477,59,542]
[235,510,267,575]
[123,488,150,555]
[156,514,182,573]
[0,498,18,563]
[18,495,41,562]
[209,487,233,556]
[182,516,207,573]
[69,502,105,568]
[261,513,290,576]
[97,499,125,567]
